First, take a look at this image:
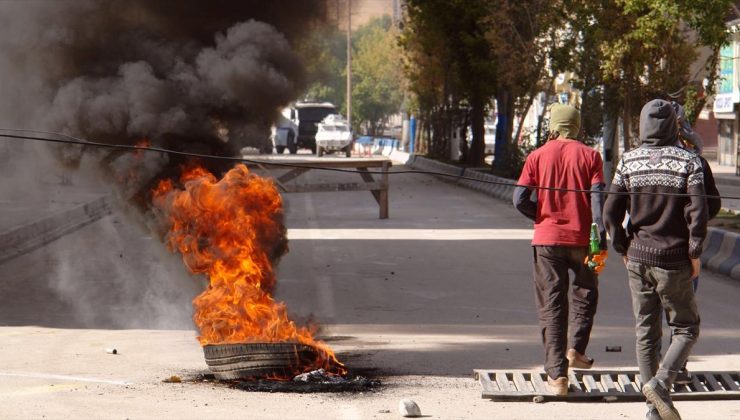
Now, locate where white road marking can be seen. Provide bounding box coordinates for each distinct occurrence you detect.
[0,372,132,385]
[288,228,533,240]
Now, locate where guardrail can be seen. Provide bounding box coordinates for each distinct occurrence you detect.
[407,156,516,201]
[0,195,112,264]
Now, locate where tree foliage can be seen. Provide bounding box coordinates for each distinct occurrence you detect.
[400,0,498,164]
[398,0,733,174]
[352,16,404,135]
[297,16,404,135]
[296,25,346,110]
[557,0,732,154]
[485,0,562,175]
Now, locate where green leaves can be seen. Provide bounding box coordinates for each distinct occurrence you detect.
[352,16,404,134]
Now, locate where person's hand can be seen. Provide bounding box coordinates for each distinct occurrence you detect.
[592,250,608,274]
[622,255,629,266]
[584,250,608,274]
[690,258,701,279]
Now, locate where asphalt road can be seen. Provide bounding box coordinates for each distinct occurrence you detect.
[0,164,739,419]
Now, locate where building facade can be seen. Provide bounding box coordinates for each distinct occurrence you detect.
[714,20,740,169]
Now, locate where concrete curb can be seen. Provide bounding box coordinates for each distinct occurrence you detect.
[701,227,740,280]
[713,173,740,188]
[0,195,112,265]
[407,156,516,201]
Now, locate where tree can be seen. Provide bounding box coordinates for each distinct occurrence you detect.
[485,0,563,176]
[557,0,733,164]
[400,0,498,165]
[352,16,404,135]
[399,0,732,177]
[296,25,347,110]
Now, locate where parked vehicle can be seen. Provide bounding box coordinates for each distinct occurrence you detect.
[294,102,337,154]
[382,124,403,140]
[315,114,353,157]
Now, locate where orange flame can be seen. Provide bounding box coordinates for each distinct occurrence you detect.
[152,163,344,375]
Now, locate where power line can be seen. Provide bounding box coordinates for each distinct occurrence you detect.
[0,129,734,200]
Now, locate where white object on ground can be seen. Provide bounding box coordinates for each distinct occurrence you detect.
[398,399,421,417]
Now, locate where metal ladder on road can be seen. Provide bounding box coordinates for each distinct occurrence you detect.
[474,369,740,402]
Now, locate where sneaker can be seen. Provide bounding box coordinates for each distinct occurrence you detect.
[674,368,692,385]
[646,406,661,420]
[547,376,568,396]
[567,348,594,369]
[642,378,682,420]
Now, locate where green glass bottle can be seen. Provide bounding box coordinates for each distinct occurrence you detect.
[589,223,600,256]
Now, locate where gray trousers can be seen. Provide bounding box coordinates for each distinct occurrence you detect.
[533,246,599,379]
[626,261,700,388]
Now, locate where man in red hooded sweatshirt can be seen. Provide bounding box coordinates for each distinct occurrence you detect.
[513,103,606,396]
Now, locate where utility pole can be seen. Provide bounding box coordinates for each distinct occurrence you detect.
[346,0,352,128]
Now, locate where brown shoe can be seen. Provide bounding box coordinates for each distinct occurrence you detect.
[547,376,568,396]
[567,348,594,369]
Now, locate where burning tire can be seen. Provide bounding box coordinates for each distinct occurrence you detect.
[203,342,320,380]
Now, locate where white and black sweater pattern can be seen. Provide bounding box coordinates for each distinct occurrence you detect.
[614,146,704,191]
[606,145,707,267]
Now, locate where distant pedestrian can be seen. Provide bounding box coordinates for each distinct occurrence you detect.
[604,99,707,420]
[513,103,606,396]
[670,101,719,217]
[673,101,704,154]
[669,101,720,387]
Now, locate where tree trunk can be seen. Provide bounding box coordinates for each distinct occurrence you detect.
[422,116,431,154]
[602,82,620,184]
[535,90,550,147]
[514,85,539,146]
[688,46,721,125]
[621,82,632,153]
[467,96,485,166]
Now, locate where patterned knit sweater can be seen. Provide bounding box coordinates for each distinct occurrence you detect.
[603,145,707,268]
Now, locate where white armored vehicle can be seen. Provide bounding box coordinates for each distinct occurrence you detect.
[315,114,353,157]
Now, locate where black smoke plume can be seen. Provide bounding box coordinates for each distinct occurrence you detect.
[0,1,329,330]
[0,0,326,192]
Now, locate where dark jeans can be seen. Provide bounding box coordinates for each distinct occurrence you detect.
[533,246,599,379]
[667,277,699,371]
[626,261,700,388]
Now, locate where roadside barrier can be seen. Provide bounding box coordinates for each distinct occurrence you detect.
[0,195,111,264]
[407,156,516,201]
[701,227,740,280]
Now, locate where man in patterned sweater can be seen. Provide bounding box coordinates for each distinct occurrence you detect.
[603,99,707,420]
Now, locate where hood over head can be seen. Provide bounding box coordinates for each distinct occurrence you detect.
[549,103,580,140]
[639,99,678,146]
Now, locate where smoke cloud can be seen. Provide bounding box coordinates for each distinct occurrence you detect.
[0,0,325,165]
[0,1,327,329]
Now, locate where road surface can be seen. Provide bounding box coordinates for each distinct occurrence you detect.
[0,164,739,419]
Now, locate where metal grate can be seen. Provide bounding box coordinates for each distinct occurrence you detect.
[474,369,740,402]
